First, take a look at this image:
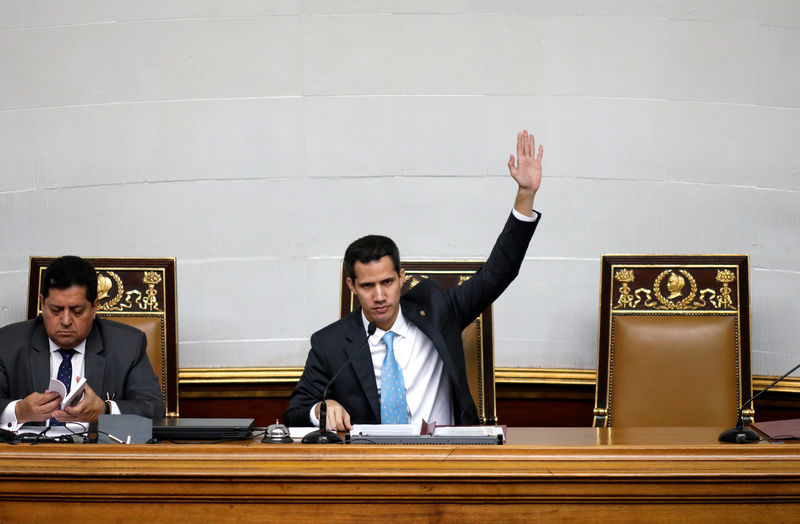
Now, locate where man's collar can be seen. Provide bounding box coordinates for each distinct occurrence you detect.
[48,338,87,355]
[360,306,410,343]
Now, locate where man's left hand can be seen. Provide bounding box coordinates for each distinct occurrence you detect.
[508,129,543,217]
[508,129,543,193]
[51,381,105,423]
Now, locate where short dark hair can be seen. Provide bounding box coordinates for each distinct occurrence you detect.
[344,235,401,281]
[41,256,98,303]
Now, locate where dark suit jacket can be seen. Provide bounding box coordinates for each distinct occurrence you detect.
[284,211,539,427]
[0,317,166,421]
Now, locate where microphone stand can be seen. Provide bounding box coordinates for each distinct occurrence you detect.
[719,360,800,443]
[308,392,340,444]
[302,322,377,444]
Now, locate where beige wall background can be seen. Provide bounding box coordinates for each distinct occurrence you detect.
[1,1,798,375]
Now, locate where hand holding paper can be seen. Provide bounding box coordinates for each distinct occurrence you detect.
[50,379,107,424]
[48,377,87,410]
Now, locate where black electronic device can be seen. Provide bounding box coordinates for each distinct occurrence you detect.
[0,427,18,442]
[153,417,255,440]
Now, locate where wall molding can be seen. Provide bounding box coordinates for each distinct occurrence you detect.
[180,367,304,384]
[178,366,800,393]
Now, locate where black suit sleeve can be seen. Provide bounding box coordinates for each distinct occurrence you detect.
[0,349,13,416]
[448,211,539,329]
[283,332,331,427]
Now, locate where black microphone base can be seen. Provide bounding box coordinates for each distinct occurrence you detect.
[718,426,760,444]
[301,430,343,444]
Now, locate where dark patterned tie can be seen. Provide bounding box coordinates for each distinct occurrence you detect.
[380,331,409,424]
[49,348,76,427]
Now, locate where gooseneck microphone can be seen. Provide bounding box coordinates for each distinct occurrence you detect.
[719,360,800,443]
[302,322,377,444]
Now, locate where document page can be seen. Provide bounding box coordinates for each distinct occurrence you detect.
[48,377,87,409]
[433,426,506,439]
[350,423,422,436]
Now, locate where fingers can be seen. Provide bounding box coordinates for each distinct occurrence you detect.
[61,385,103,423]
[516,130,537,159]
[42,396,62,412]
[41,391,61,404]
[31,395,62,421]
[326,407,346,431]
[52,409,88,423]
[332,408,349,431]
[42,390,60,399]
[513,129,542,163]
[82,383,99,402]
[51,410,70,422]
[522,129,530,156]
[17,391,63,423]
[320,399,352,431]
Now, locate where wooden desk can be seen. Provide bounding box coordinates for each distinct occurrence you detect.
[2,427,799,523]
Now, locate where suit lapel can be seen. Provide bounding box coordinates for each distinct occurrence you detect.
[84,321,106,395]
[30,321,51,392]
[343,313,380,420]
[401,299,460,386]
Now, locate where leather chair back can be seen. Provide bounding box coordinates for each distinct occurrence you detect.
[593,255,752,428]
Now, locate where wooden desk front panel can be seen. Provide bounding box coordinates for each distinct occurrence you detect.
[1,427,799,523]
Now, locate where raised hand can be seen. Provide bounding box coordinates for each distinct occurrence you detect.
[508,129,543,193]
[507,130,543,216]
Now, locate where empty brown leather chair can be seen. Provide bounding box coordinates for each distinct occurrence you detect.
[593,255,753,428]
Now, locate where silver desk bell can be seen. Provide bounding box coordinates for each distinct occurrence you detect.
[262,419,293,443]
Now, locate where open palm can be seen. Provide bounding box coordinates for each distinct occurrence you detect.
[508,130,543,192]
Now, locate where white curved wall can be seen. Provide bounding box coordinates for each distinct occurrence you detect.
[1,2,798,375]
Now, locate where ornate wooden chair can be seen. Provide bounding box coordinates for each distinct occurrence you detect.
[340,261,497,424]
[28,257,179,417]
[593,255,753,428]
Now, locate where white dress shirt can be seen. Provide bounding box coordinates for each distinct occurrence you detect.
[1,338,119,431]
[366,307,453,426]
[310,307,453,427]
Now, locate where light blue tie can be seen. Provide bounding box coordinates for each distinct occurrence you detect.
[380,331,409,424]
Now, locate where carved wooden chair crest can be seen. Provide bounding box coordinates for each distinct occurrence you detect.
[594,255,752,428]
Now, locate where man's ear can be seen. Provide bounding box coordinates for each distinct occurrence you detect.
[38,293,45,312]
[398,268,405,282]
[346,277,356,294]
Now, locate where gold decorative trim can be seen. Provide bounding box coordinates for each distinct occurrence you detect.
[753,376,800,394]
[36,266,169,315]
[178,367,596,386]
[612,264,739,312]
[179,367,305,384]
[178,367,800,395]
[495,368,597,385]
